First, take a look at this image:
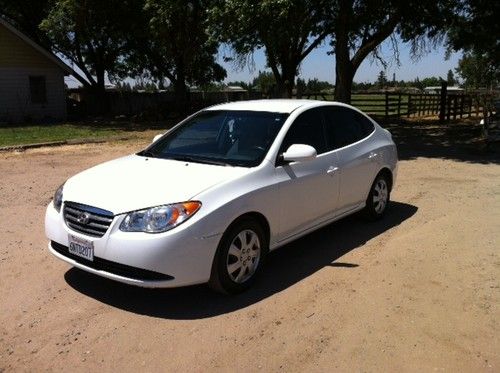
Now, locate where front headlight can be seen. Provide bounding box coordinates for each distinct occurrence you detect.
[53,183,64,212]
[119,201,201,233]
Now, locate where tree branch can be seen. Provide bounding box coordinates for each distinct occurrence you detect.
[351,16,400,70]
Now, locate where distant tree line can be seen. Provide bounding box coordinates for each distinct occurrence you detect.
[0,0,497,113]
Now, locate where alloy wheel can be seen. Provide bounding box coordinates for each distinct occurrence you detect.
[373,178,389,214]
[226,229,261,283]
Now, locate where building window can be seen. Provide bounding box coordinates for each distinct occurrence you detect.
[29,76,47,104]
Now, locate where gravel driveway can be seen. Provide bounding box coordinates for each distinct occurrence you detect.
[1,132,499,372]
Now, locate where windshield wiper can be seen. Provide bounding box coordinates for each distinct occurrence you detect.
[168,155,232,166]
[137,150,157,158]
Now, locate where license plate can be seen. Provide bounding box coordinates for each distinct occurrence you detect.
[68,235,94,261]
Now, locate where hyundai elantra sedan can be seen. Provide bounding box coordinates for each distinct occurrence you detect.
[45,99,398,294]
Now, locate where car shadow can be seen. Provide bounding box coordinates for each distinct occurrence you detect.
[64,201,418,319]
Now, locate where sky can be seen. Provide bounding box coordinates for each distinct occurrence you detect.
[64,38,462,88]
[216,38,462,84]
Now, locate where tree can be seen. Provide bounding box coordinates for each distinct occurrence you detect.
[306,78,334,92]
[226,81,251,90]
[0,0,52,46]
[446,69,456,86]
[420,76,443,88]
[40,0,143,94]
[456,52,499,90]
[446,0,499,91]
[330,0,456,103]
[446,0,499,64]
[132,0,226,112]
[376,70,387,88]
[250,71,276,94]
[296,78,307,96]
[210,0,332,98]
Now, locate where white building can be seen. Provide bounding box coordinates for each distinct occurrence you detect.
[0,18,74,123]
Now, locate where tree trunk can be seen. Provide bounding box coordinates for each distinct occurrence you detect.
[279,65,297,98]
[92,66,108,115]
[173,75,189,115]
[334,0,354,104]
[334,61,354,104]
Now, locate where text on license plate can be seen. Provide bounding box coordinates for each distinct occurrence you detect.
[68,235,94,261]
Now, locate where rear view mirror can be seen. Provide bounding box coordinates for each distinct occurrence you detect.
[282,144,317,162]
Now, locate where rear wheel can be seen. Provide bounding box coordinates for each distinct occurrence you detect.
[364,174,391,220]
[209,219,266,294]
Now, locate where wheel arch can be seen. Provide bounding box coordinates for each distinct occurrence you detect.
[223,211,271,251]
[376,167,393,191]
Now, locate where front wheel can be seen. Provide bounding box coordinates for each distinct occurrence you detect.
[364,174,391,220]
[209,219,266,294]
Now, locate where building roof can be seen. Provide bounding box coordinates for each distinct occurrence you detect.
[0,17,74,75]
[206,99,326,113]
[424,86,464,91]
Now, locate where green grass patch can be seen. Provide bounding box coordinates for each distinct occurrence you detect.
[0,124,125,147]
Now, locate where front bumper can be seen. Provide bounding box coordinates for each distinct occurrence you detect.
[45,202,221,288]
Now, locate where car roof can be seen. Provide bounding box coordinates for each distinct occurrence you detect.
[205,99,331,114]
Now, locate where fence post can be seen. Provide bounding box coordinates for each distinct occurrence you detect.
[459,95,465,118]
[397,93,402,117]
[439,81,448,123]
[407,94,412,117]
[453,96,458,120]
[384,92,389,118]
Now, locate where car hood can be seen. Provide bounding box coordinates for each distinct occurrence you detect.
[62,155,249,214]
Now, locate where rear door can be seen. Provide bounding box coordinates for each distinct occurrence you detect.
[323,107,378,213]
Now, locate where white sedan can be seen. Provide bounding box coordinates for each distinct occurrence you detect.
[45,99,398,294]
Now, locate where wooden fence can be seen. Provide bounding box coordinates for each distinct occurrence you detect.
[67,88,494,121]
[301,91,484,120]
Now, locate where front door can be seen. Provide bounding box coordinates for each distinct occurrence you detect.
[275,108,340,241]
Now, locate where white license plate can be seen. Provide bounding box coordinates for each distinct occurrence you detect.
[68,235,94,261]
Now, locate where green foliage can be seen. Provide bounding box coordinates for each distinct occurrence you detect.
[446,69,456,86]
[40,0,143,90]
[419,76,443,88]
[210,0,332,97]
[331,0,457,102]
[130,0,225,111]
[0,0,52,46]
[225,81,251,90]
[377,71,387,88]
[305,78,333,92]
[250,71,276,94]
[446,0,499,64]
[456,52,499,90]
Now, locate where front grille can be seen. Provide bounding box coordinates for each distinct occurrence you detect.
[51,241,174,281]
[63,202,114,237]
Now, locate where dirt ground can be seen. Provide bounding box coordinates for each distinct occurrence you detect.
[1,123,499,372]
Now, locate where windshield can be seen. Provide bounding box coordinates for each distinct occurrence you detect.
[139,110,289,167]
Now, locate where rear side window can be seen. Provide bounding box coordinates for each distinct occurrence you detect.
[280,108,327,154]
[323,107,372,149]
[354,112,375,136]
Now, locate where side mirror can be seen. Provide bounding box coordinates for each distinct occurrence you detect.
[152,133,164,143]
[282,144,317,163]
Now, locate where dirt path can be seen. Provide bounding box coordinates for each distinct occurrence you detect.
[0,137,499,372]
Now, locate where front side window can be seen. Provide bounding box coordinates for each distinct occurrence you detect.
[140,110,288,167]
[279,108,327,154]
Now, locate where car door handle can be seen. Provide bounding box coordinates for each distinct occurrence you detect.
[368,152,378,159]
[326,166,339,175]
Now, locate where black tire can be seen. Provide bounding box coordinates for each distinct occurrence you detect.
[209,218,267,294]
[364,173,391,220]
